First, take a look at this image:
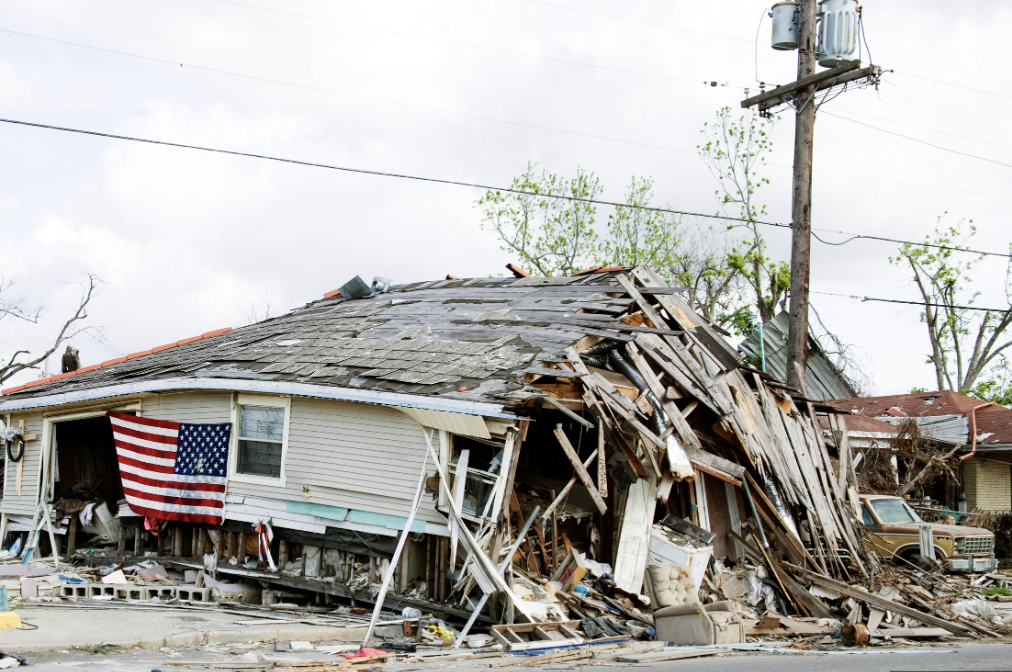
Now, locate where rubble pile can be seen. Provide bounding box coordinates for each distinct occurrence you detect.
[1,266,1010,665]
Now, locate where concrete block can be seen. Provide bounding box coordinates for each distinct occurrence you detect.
[177,586,212,603]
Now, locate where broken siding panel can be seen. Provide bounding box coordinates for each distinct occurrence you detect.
[0,411,44,516]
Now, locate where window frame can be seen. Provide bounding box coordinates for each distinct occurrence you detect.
[229,394,291,487]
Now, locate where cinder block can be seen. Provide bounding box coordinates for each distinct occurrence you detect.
[178,587,212,603]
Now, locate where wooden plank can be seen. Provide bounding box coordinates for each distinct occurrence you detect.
[631,267,741,371]
[624,342,702,452]
[869,627,954,639]
[540,448,600,521]
[553,425,608,515]
[581,388,648,480]
[784,563,975,638]
[588,378,665,452]
[616,649,720,663]
[544,395,595,429]
[866,607,885,634]
[521,367,583,379]
[597,421,607,498]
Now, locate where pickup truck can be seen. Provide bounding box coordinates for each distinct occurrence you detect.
[858,494,997,573]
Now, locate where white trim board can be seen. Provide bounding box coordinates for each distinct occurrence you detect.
[0,377,515,419]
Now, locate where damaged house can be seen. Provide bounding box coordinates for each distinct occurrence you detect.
[831,391,1012,514]
[1,266,874,632]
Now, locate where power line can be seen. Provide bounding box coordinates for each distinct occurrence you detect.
[7,26,1012,203]
[830,108,1012,151]
[2,115,1009,261]
[0,115,769,224]
[811,229,1010,259]
[822,110,1012,170]
[811,290,1011,314]
[513,2,1012,105]
[514,0,754,44]
[208,0,743,90]
[0,27,696,156]
[894,70,1012,102]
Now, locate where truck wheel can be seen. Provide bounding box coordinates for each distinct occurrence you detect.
[896,549,937,571]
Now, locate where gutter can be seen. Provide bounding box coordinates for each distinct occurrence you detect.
[958,401,995,464]
[0,377,518,420]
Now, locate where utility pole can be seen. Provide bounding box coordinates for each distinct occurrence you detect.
[785,0,817,393]
[742,0,882,395]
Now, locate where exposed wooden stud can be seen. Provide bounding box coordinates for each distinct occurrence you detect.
[278,539,289,569]
[173,526,184,558]
[66,515,77,557]
[552,424,606,515]
[596,422,608,498]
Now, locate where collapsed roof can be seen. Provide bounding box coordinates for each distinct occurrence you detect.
[1,270,683,411]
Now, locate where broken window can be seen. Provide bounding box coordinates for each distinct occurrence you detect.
[448,435,505,522]
[234,395,289,482]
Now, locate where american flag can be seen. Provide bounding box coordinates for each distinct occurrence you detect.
[108,412,231,525]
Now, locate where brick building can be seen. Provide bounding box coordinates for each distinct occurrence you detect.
[833,391,1012,512]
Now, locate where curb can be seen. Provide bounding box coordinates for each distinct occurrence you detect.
[13,624,371,654]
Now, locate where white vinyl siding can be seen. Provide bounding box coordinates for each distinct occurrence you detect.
[0,412,44,516]
[140,392,444,525]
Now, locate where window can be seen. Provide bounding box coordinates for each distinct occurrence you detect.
[861,505,876,526]
[231,395,290,484]
[443,434,507,522]
[869,498,921,524]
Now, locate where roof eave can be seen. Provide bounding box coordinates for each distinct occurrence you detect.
[0,377,517,420]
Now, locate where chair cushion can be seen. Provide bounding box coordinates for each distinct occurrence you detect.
[646,563,697,609]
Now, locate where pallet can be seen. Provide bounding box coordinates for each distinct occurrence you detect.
[489,621,584,651]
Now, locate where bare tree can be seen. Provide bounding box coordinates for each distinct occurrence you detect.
[810,304,872,394]
[667,223,750,330]
[891,217,1012,394]
[237,289,285,326]
[0,272,101,385]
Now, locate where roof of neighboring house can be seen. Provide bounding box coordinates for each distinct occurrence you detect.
[830,390,1012,446]
[1,270,652,410]
[739,310,857,402]
[817,413,900,435]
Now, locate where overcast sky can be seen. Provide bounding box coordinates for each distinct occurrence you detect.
[1,0,1010,395]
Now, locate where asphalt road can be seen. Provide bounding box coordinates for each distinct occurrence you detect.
[14,642,1012,671]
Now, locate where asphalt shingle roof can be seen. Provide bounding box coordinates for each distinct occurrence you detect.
[2,271,641,407]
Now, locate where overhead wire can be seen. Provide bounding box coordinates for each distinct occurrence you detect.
[1,115,1009,262]
[207,0,739,89]
[514,0,754,44]
[0,27,697,156]
[821,110,1012,170]
[810,290,1010,314]
[5,26,1011,202]
[515,0,1012,103]
[826,108,1012,151]
[893,70,1012,102]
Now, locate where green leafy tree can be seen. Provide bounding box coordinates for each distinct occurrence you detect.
[596,176,681,279]
[968,363,1012,407]
[891,216,1012,394]
[697,107,789,324]
[475,162,601,276]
